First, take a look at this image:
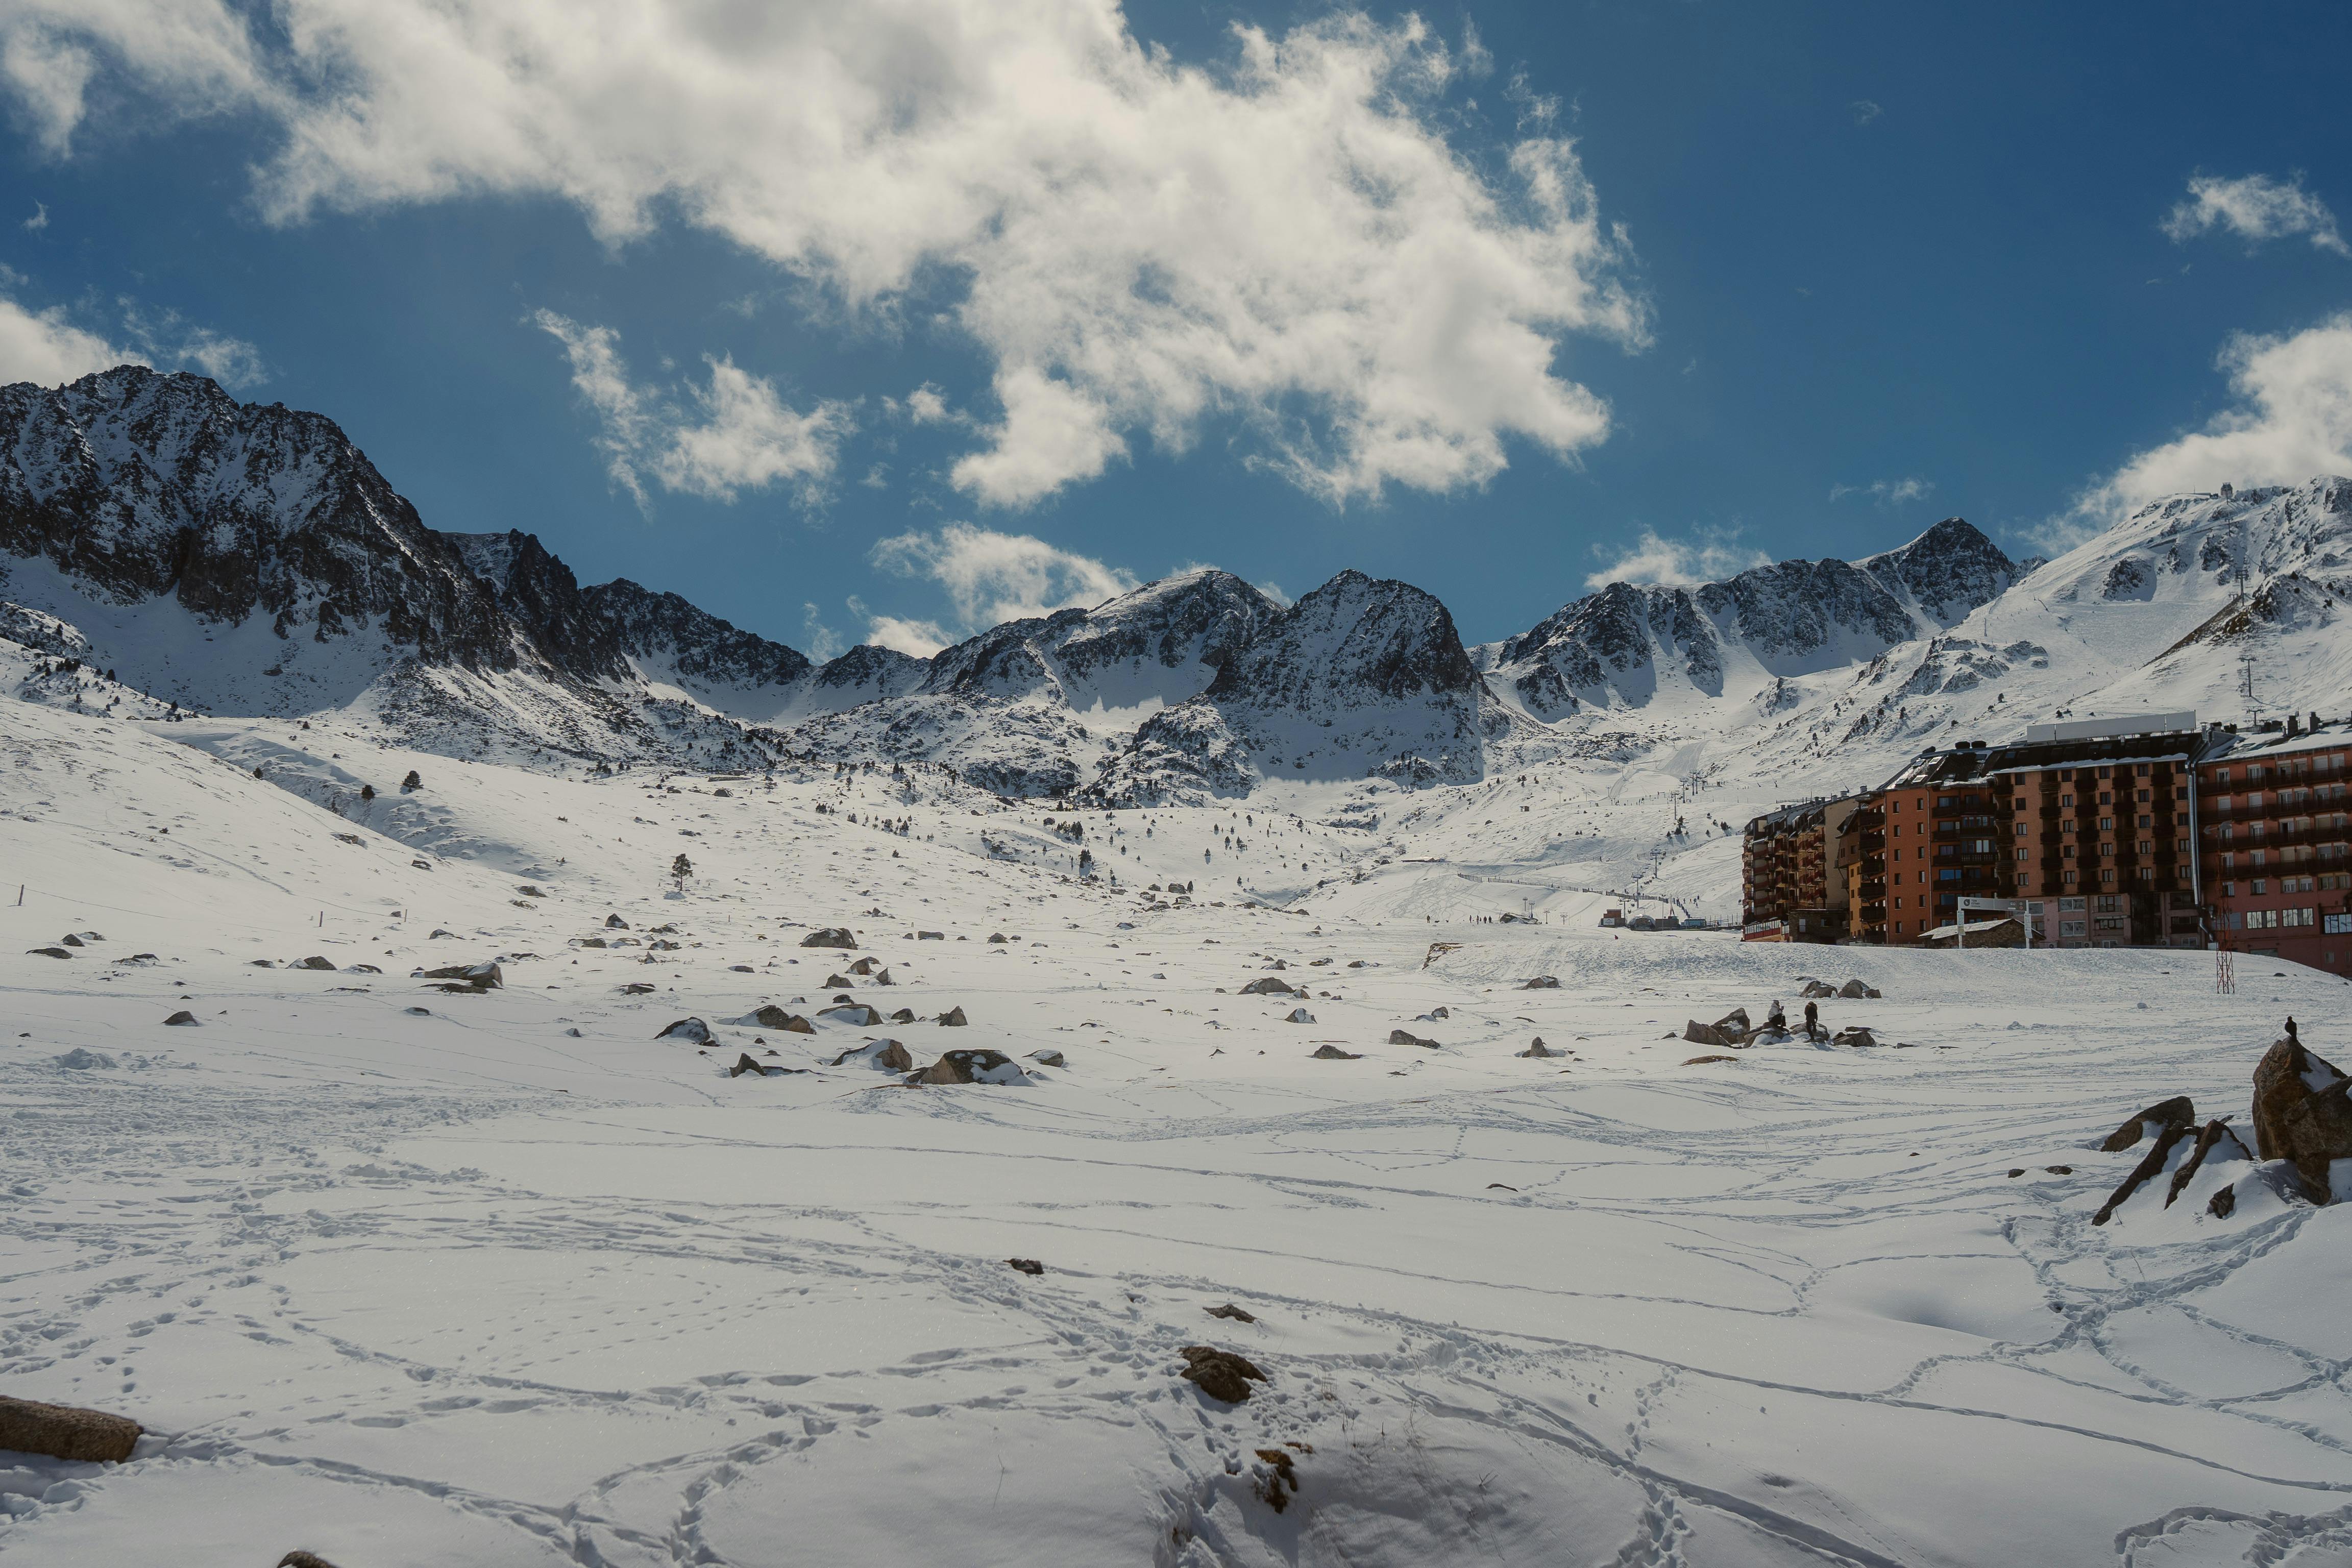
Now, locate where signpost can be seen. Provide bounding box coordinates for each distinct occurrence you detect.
[1955,896,2039,950]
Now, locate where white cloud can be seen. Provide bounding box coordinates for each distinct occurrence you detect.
[1850,100,1881,127]
[1584,526,1770,591]
[532,310,850,507]
[0,287,264,388]
[1829,476,1932,505]
[870,521,1138,637]
[863,615,953,657]
[0,292,127,384]
[13,0,1646,508]
[2163,172,2347,257]
[119,300,266,388]
[2051,313,2352,546]
[799,602,844,662]
[23,200,46,230]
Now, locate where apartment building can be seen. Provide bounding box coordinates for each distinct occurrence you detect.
[1740,797,1858,941]
[1836,714,2211,947]
[2194,718,2352,973]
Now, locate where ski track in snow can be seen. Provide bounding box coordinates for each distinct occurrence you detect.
[3,700,2350,1567]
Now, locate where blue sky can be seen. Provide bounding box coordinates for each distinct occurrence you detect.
[3,1,2349,655]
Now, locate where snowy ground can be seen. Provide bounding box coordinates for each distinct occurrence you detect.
[6,701,2352,1566]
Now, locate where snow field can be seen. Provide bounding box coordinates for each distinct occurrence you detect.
[4,702,2351,1565]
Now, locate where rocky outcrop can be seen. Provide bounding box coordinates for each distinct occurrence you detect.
[2251,1037,2352,1200]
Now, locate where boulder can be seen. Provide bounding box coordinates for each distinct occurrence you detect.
[937,1006,969,1026]
[1521,975,1561,989]
[801,927,857,948]
[1177,1346,1267,1404]
[872,968,895,986]
[1837,978,1870,998]
[1714,1008,1751,1037]
[1029,1048,1066,1067]
[293,955,336,971]
[655,1018,713,1044]
[280,1553,342,1568]
[577,937,608,948]
[2251,1037,2352,1200]
[831,1038,916,1071]
[729,1053,810,1078]
[1283,1008,1315,1023]
[821,1004,885,1027]
[823,974,856,988]
[1424,1006,1451,1020]
[988,933,1009,944]
[0,1393,141,1462]
[848,957,880,975]
[163,1010,199,1026]
[736,1004,797,1028]
[1799,979,1837,998]
[347,964,382,974]
[26,946,71,959]
[1239,977,1296,995]
[1310,1044,1360,1060]
[60,934,83,947]
[421,962,503,990]
[1682,1054,1739,1066]
[1831,1026,1877,1048]
[1388,1029,1437,1048]
[1205,1303,1257,1323]
[1683,1020,1736,1048]
[910,1048,1028,1085]
[1006,1258,1044,1276]
[2099,1095,2197,1153]
[621,982,655,995]
[888,1008,917,1023]
[606,914,630,929]
[918,930,945,940]
[1518,1038,1557,1058]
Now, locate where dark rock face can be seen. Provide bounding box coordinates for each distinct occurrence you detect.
[583,575,813,689]
[1485,518,2014,717]
[0,368,517,666]
[1858,517,2018,626]
[2251,1037,2352,1199]
[1096,570,1508,802]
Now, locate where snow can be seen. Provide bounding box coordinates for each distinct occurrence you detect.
[7,696,2352,1566]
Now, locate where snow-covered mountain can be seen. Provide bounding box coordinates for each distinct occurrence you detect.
[1474,518,2020,720]
[1095,570,1517,802]
[7,368,2352,849]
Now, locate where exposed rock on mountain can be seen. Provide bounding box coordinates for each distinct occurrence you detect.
[1092,570,1513,802]
[1477,519,2017,721]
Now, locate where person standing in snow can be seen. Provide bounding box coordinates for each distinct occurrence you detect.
[1803,999,1820,1040]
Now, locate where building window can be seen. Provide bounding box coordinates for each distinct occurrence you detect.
[2325,913,2352,936]
[2061,919,2088,936]
[2096,895,2120,913]
[2284,907,2317,928]
[2253,878,2268,894]
[2063,869,2078,885]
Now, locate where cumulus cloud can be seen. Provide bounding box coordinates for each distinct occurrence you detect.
[0,291,127,384]
[1829,476,1932,505]
[0,286,263,388]
[1849,100,1881,126]
[2048,314,2352,547]
[863,614,954,657]
[2163,172,2347,257]
[532,310,851,507]
[871,522,1139,639]
[1584,526,1770,591]
[10,0,1646,507]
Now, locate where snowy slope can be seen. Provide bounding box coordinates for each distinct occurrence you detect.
[5,702,2351,1566]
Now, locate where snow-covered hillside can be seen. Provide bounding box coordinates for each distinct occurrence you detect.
[6,695,2350,1567]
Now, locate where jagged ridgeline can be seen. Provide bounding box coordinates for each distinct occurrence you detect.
[4,366,2350,797]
